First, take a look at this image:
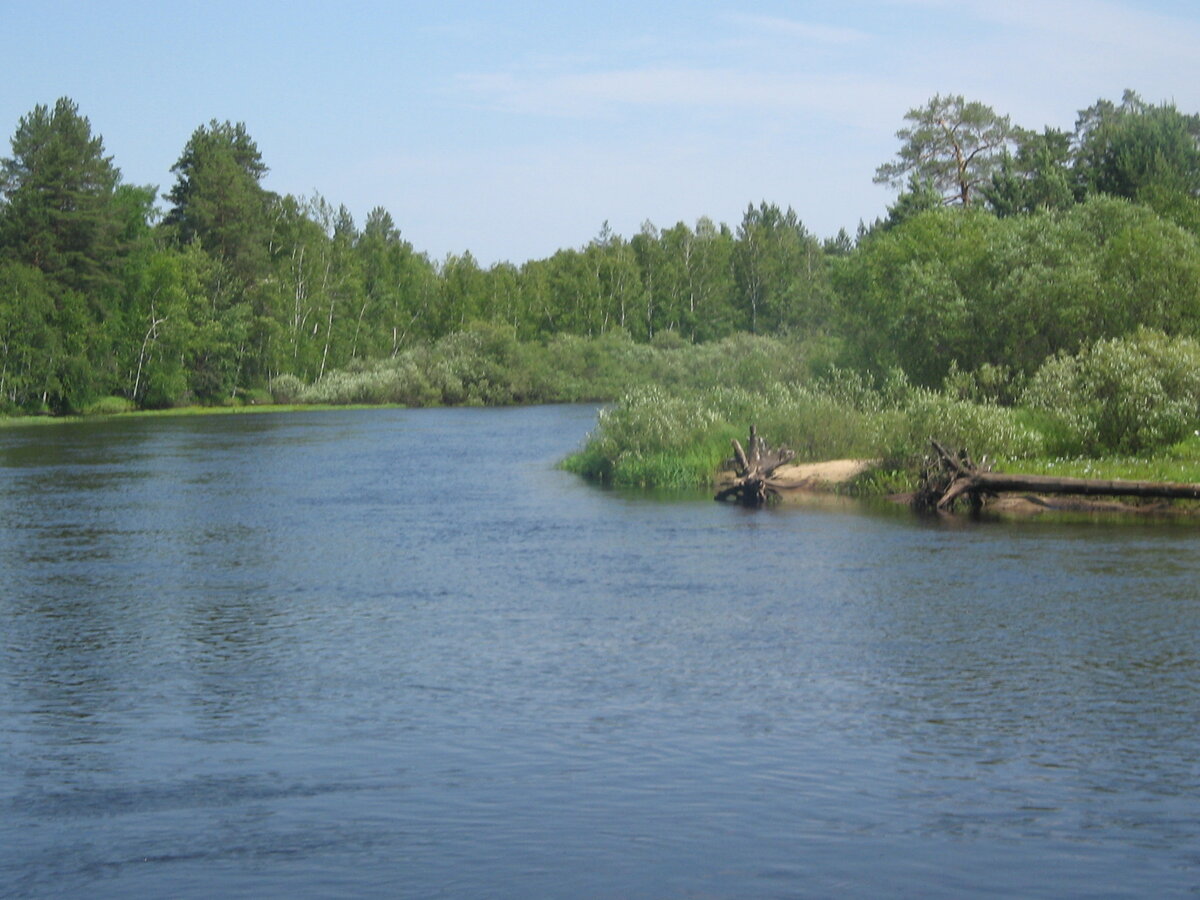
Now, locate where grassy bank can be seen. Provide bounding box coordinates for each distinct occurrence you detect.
[560,342,1200,494]
[559,376,1045,489]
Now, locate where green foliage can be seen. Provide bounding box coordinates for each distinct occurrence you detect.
[275,328,817,412]
[0,97,125,299]
[1023,329,1200,455]
[164,120,272,287]
[874,94,1017,207]
[875,387,1044,463]
[83,395,135,415]
[942,361,1025,406]
[733,203,831,333]
[8,89,1200,439]
[837,197,1200,385]
[1074,90,1200,208]
[563,367,1043,489]
[835,206,998,384]
[268,373,306,404]
[986,127,1077,216]
[0,261,58,410]
[881,175,943,229]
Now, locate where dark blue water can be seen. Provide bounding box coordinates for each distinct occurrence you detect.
[1,406,1198,898]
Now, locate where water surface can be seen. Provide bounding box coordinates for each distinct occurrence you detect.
[1,406,1197,897]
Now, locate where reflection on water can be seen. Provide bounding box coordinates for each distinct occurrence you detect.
[1,406,1199,898]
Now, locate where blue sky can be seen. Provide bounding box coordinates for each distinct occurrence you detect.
[4,1,1200,265]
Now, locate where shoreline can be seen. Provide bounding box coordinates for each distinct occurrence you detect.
[0,402,411,429]
[717,458,1200,519]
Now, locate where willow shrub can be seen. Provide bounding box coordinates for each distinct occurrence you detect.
[562,386,742,486]
[273,327,818,409]
[874,388,1044,463]
[1023,329,1200,455]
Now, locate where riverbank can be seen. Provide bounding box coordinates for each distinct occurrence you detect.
[0,402,400,429]
[735,457,1200,518]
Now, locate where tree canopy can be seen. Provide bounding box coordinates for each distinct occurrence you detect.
[0,98,125,298]
[3,89,1200,415]
[874,94,1016,207]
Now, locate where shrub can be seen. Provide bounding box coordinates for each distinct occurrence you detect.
[84,395,135,416]
[882,388,1045,462]
[1023,329,1200,454]
[270,374,306,404]
[240,388,273,406]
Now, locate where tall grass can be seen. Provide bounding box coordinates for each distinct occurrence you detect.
[561,375,1045,488]
[563,332,1200,492]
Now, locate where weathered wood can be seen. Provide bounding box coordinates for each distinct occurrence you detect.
[944,471,1200,504]
[715,426,795,506]
[924,439,1200,511]
[731,438,751,476]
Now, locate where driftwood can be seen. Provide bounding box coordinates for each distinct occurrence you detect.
[923,439,1200,511]
[714,426,795,506]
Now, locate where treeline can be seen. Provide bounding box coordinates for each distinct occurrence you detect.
[3,90,1200,414]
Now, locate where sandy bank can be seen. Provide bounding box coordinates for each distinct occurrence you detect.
[714,459,877,500]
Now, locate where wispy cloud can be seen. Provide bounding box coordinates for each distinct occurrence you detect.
[724,13,873,45]
[460,65,910,129]
[886,0,1200,59]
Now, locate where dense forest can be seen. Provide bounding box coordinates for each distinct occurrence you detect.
[3,90,1200,416]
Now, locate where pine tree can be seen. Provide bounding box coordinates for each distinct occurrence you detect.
[0,97,124,301]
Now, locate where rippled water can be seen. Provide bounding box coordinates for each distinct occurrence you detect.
[1,406,1198,898]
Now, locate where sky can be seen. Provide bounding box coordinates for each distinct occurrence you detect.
[4,1,1200,266]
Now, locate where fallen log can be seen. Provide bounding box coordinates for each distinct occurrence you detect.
[714,425,795,506]
[925,439,1200,511]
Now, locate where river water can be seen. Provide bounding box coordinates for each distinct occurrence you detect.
[1,405,1197,898]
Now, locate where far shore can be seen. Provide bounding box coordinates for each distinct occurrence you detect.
[0,402,409,428]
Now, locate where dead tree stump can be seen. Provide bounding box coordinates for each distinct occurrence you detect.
[714,425,795,506]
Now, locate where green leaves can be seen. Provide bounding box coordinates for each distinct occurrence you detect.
[164,120,273,289]
[836,198,1200,388]
[1074,90,1200,206]
[1024,330,1200,455]
[0,98,125,300]
[875,94,1017,207]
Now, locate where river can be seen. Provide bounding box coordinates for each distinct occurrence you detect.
[1,405,1197,898]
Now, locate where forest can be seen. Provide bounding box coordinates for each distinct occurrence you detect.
[4,90,1200,481]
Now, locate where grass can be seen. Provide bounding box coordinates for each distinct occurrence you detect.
[1000,450,1200,486]
[560,371,1200,497]
[560,378,1045,490]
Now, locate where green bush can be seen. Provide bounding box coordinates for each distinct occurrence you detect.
[270,374,306,404]
[1023,329,1200,454]
[942,361,1025,406]
[881,388,1045,462]
[241,388,273,406]
[272,328,820,411]
[83,395,135,416]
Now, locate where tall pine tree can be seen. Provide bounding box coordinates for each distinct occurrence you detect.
[0,97,125,301]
